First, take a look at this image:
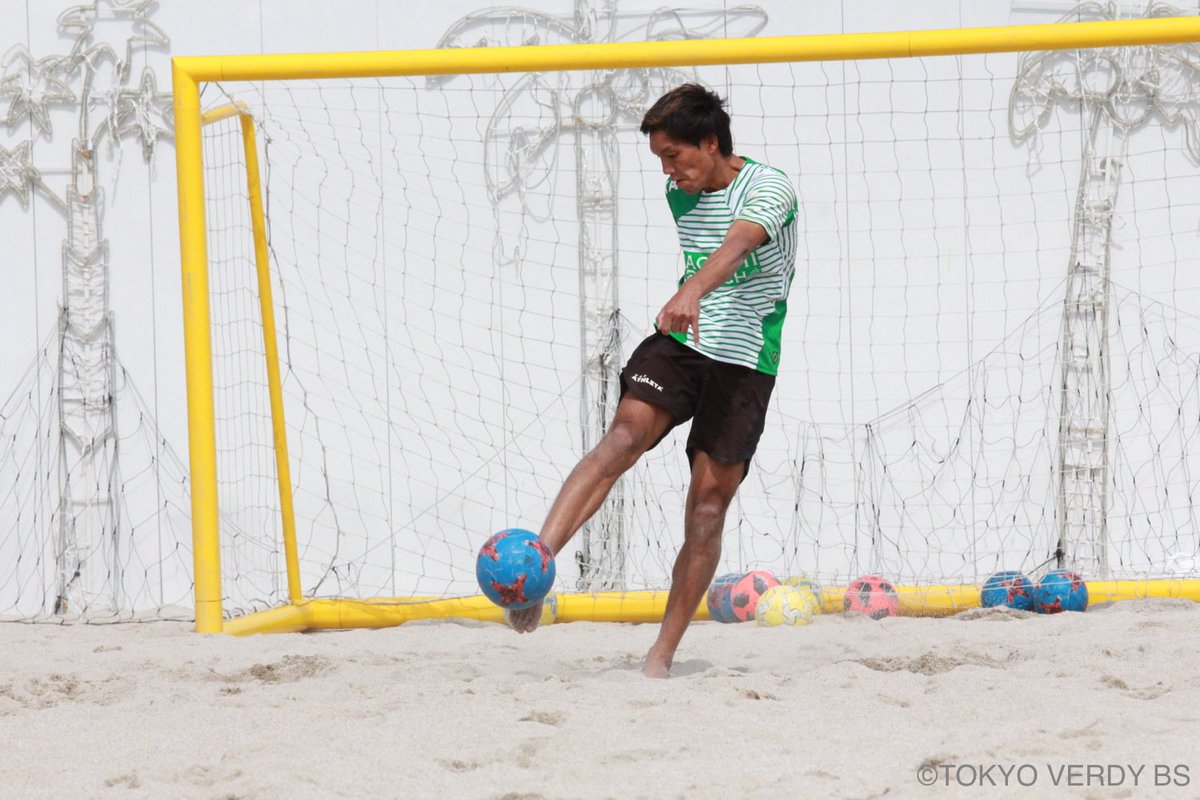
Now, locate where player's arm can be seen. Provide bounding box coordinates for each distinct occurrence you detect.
[655,219,768,344]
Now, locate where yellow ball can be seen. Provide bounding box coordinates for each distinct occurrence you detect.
[755,585,818,627]
[784,575,824,614]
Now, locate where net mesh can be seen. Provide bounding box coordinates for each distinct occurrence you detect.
[197,49,1200,615]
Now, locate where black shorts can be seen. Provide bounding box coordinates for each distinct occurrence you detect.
[618,333,776,470]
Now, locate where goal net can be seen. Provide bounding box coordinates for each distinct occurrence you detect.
[183,17,1200,626]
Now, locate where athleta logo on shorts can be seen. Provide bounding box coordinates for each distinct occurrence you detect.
[631,373,664,392]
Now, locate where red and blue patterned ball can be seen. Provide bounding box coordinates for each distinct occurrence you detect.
[1035,569,1088,613]
[706,573,742,623]
[981,571,1035,611]
[476,529,556,610]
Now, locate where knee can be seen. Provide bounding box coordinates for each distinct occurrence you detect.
[688,462,741,536]
[691,495,726,527]
[688,486,732,539]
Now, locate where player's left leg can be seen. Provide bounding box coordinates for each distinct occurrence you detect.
[642,451,743,678]
[642,357,775,676]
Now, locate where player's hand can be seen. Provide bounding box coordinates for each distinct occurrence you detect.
[656,284,702,344]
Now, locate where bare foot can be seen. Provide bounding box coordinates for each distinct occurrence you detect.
[505,601,543,634]
[642,643,674,678]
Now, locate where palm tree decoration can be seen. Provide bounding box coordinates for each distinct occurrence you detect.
[0,0,171,613]
[434,0,767,590]
[1009,0,1200,577]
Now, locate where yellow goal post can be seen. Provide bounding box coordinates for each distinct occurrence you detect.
[174,15,1200,634]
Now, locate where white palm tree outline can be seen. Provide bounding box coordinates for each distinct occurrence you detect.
[0,0,171,613]
[1009,0,1200,577]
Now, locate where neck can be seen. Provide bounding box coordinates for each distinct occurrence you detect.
[702,155,744,193]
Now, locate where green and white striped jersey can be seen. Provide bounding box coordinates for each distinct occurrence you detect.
[664,157,798,375]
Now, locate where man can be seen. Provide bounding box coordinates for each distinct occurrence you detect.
[507,83,798,678]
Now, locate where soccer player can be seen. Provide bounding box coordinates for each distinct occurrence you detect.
[507,83,798,678]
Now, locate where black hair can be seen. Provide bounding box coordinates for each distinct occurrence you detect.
[639,83,733,156]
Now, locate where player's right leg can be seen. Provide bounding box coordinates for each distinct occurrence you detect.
[506,393,673,633]
[539,394,674,554]
[643,450,742,677]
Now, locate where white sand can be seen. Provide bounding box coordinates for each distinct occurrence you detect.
[1,600,1198,799]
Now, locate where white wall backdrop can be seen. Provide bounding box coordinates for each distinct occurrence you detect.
[1,0,1033,460]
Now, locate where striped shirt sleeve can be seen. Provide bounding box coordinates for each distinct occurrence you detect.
[735,170,796,243]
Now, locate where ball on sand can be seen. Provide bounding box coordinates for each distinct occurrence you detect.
[784,575,824,613]
[1035,569,1088,613]
[756,584,818,627]
[980,571,1035,611]
[730,570,780,622]
[476,529,555,610]
[844,574,900,619]
[706,573,742,624]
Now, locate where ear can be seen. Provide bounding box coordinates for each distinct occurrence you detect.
[701,134,720,154]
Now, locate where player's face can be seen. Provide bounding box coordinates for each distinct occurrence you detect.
[649,131,719,194]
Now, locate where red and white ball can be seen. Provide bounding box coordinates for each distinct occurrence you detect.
[729,570,780,622]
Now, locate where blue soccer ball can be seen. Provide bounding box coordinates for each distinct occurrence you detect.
[1035,569,1088,613]
[980,571,1035,611]
[706,572,742,623]
[476,529,556,610]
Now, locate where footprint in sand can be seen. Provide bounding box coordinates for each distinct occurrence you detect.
[2,673,90,710]
[228,654,335,685]
[104,773,140,789]
[852,650,1007,675]
[1101,675,1170,700]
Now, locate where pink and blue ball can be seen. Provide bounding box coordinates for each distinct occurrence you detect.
[476,529,556,610]
[980,571,1035,611]
[706,573,742,624]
